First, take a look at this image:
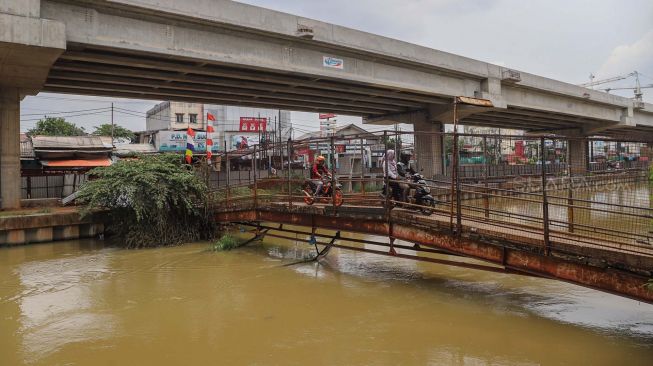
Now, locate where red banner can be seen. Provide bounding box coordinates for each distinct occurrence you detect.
[239,117,267,132]
[319,113,336,120]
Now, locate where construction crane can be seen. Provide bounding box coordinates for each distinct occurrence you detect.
[581,71,649,103]
[580,71,637,88]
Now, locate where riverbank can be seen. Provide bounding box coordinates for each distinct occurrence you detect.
[0,206,105,245]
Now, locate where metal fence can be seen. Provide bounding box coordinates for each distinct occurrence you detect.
[21,174,89,199]
[206,130,653,259]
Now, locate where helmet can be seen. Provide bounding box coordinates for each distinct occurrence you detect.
[316,156,326,163]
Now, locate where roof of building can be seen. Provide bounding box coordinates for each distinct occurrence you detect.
[31,136,113,150]
[40,158,112,168]
[113,143,157,157]
[296,123,379,140]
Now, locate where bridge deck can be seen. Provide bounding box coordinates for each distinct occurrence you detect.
[261,201,653,263]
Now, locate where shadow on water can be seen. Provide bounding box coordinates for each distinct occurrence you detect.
[253,233,653,343]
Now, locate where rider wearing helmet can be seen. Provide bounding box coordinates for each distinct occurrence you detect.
[311,155,330,197]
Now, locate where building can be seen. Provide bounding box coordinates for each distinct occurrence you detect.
[205,104,291,151]
[145,102,292,151]
[296,124,385,172]
[20,136,113,199]
[146,101,205,131]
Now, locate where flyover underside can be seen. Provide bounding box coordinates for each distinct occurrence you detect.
[214,207,653,304]
[44,46,650,136]
[44,45,445,117]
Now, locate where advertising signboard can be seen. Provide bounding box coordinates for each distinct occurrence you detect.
[319,113,336,119]
[239,117,267,132]
[156,131,220,152]
[231,134,260,150]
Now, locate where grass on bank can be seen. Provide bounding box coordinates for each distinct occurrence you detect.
[209,233,246,251]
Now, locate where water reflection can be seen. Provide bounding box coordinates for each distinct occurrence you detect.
[13,247,115,363]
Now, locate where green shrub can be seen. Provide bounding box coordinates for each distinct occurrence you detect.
[77,154,216,248]
[210,233,245,251]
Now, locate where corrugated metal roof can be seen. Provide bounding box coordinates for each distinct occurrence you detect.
[114,144,157,156]
[31,136,112,149]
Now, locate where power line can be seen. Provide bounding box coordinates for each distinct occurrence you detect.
[21,107,112,116]
[19,110,111,122]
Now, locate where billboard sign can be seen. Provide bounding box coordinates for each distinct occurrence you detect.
[239,117,267,132]
[323,56,344,69]
[319,113,336,119]
[156,131,220,152]
[231,134,260,150]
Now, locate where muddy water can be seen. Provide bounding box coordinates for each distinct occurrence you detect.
[1,236,652,366]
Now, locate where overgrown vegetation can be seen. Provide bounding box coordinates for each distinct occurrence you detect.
[209,233,245,251]
[77,154,216,248]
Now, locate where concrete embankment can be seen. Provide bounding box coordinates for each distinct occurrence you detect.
[0,206,106,245]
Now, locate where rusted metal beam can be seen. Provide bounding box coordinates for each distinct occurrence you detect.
[214,209,653,304]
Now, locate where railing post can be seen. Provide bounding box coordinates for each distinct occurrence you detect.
[253,145,257,209]
[330,135,337,211]
[383,130,390,218]
[287,139,292,208]
[360,136,365,195]
[483,135,489,219]
[449,98,461,234]
[225,140,230,207]
[566,139,574,233]
[455,134,462,234]
[540,136,551,255]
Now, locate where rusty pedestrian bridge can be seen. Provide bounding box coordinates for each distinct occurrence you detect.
[209,132,653,304]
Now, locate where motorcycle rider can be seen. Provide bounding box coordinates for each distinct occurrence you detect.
[382,149,403,202]
[311,155,330,197]
[396,160,410,203]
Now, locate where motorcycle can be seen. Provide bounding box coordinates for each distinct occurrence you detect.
[406,173,437,215]
[302,176,344,207]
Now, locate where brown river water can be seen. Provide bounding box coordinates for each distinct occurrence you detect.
[1,233,652,366]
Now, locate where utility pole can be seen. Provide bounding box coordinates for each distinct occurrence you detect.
[274,115,278,164]
[111,102,115,147]
[278,109,282,154]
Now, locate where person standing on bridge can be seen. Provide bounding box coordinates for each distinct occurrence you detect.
[311,155,330,197]
[382,149,402,202]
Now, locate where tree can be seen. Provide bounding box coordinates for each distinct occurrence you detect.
[382,136,402,151]
[27,117,86,136]
[77,154,216,248]
[93,123,135,142]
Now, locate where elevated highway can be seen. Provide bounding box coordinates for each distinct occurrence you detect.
[2,0,653,208]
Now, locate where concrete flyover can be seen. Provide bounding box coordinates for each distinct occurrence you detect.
[2,0,653,207]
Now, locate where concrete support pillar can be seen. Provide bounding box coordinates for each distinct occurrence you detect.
[568,138,589,175]
[413,119,444,179]
[0,88,21,209]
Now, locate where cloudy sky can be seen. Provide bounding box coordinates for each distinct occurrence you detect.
[20,0,653,133]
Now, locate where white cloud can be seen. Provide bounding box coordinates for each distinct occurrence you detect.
[595,30,653,102]
[597,30,653,78]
